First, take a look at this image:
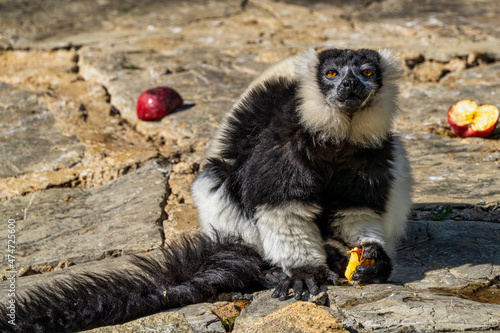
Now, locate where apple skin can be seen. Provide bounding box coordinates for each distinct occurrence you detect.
[447,102,499,138]
[137,86,183,120]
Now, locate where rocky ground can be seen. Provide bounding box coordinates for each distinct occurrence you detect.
[0,0,499,332]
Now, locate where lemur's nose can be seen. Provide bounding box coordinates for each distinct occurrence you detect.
[342,78,358,89]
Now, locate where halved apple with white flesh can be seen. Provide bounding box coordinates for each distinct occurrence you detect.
[447,100,499,138]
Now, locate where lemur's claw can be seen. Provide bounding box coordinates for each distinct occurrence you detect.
[272,265,338,300]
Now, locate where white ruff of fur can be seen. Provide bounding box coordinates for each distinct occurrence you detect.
[296,48,403,148]
[296,48,351,144]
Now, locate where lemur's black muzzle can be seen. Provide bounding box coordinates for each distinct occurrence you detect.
[337,76,367,103]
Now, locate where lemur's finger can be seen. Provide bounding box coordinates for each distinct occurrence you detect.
[293,280,304,300]
[272,278,292,301]
[304,278,319,295]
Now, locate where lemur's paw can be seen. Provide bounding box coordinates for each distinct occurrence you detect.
[259,267,288,289]
[271,265,338,301]
[350,242,392,284]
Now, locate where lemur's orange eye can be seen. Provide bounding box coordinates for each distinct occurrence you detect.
[326,70,337,78]
[362,69,373,77]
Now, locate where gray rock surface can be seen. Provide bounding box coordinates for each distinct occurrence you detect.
[397,64,500,204]
[0,160,169,271]
[234,290,298,330]
[0,0,245,50]
[168,303,226,333]
[0,49,160,201]
[328,285,499,332]
[393,220,500,289]
[0,83,84,178]
[77,44,253,155]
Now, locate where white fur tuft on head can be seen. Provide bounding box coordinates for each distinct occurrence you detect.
[378,48,404,80]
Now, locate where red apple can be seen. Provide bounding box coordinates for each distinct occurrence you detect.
[137,86,183,120]
[447,100,499,138]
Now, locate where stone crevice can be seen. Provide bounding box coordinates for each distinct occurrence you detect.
[405,52,497,83]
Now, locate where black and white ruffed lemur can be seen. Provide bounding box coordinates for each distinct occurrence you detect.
[0,48,412,332]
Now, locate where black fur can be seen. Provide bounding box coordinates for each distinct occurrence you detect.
[0,235,263,332]
[210,77,396,215]
[325,244,350,276]
[217,78,321,214]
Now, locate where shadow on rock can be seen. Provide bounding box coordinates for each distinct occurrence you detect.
[391,210,499,303]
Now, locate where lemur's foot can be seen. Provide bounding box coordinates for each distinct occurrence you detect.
[259,267,288,289]
[271,265,338,301]
[350,242,392,284]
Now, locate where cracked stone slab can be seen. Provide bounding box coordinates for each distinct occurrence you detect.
[0,0,245,50]
[77,45,254,153]
[234,289,349,332]
[0,82,85,178]
[167,303,226,333]
[0,159,170,270]
[2,0,500,61]
[411,202,500,223]
[393,220,500,289]
[0,50,160,201]
[233,288,335,330]
[86,300,227,332]
[266,0,500,60]
[83,301,238,333]
[233,290,298,330]
[327,284,500,332]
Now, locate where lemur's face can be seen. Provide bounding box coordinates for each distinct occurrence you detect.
[317,49,383,115]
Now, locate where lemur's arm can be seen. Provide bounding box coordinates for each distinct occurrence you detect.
[327,138,412,284]
[241,140,338,299]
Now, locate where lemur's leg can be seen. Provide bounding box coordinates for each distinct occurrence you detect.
[255,202,337,300]
[191,168,263,254]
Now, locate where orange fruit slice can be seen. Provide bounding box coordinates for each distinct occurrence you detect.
[345,246,375,283]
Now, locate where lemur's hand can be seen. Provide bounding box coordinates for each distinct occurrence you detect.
[350,242,392,284]
[271,265,338,301]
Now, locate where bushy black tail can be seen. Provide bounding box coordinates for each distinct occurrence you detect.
[0,234,263,332]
